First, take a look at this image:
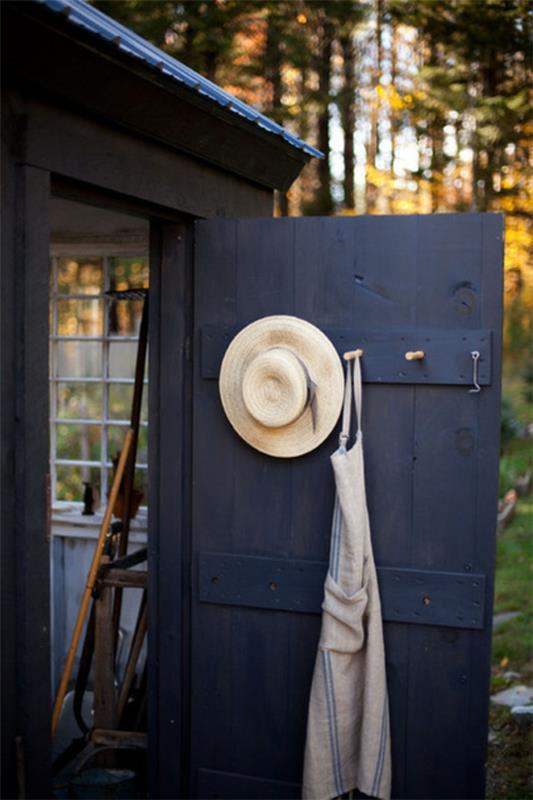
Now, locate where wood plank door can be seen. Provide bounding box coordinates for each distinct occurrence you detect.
[190,214,502,800]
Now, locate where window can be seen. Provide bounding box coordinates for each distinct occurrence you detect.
[49,249,149,512]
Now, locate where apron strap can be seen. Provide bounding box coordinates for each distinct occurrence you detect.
[338,355,363,448]
[353,355,363,437]
[338,360,352,448]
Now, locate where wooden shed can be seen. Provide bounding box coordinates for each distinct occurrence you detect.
[2,1,503,799]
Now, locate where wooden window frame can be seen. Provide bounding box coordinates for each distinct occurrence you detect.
[49,248,149,512]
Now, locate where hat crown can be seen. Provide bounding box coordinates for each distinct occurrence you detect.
[242,347,308,429]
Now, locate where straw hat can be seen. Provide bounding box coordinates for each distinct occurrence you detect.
[219,315,344,458]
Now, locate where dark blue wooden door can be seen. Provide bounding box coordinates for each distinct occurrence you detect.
[190,215,502,799]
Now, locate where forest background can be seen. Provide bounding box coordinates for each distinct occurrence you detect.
[94,0,532,381]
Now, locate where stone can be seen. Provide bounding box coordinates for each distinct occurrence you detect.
[503,670,521,681]
[515,471,531,496]
[511,705,533,727]
[491,685,533,707]
[493,610,520,628]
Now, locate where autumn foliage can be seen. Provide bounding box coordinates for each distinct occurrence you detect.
[95,0,532,363]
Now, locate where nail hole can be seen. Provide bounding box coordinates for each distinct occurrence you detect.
[211,576,219,584]
[399,371,406,377]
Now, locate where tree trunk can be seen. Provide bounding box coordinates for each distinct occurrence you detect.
[315,15,334,214]
[265,9,288,215]
[340,34,356,211]
[390,23,398,176]
[367,0,383,212]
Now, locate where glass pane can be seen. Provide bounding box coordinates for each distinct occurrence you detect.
[108,383,148,422]
[107,426,147,465]
[134,468,148,507]
[107,425,130,465]
[56,423,101,461]
[108,298,145,336]
[57,257,103,295]
[109,256,149,292]
[57,299,104,336]
[105,468,148,517]
[57,341,102,378]
[56,464,101,504]
[57,383,103,420]
[108,342,137,379]
[137,427,148,464]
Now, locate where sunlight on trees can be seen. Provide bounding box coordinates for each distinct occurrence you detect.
[93,0,532,364]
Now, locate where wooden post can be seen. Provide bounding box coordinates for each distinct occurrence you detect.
[93,555,117,731]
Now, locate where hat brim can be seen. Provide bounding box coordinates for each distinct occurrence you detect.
[219,315,344,458]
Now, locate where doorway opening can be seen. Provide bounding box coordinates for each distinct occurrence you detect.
[49,196,150,795]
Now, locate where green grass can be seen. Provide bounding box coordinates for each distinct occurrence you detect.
[486,486,533,800]
[502,367,532,428]
[499,438,532,498]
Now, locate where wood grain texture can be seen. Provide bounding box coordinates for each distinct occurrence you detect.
[191,214,502,800]
[148,222,193,799]
[93,557,117,730]
[22,100,273,221]
[13,165,53,799]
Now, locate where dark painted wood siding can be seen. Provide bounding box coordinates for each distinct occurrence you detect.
[191,215,502,799]
[1,84,273,797]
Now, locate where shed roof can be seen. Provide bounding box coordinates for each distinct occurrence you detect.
[36,0,323,160]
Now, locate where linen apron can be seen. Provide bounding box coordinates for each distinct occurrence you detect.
[302,356,391,800]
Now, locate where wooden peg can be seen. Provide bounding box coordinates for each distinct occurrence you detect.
[405,350,425,361]
[343,349,364,360]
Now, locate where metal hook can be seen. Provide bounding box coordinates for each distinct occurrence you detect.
[469,350,481,394]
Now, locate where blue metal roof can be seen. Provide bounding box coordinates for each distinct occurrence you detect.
[36,0,323,159]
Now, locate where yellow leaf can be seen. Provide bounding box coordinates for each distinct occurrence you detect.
[500,656,510,669]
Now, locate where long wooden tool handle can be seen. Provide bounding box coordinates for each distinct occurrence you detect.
[51,428,134,736]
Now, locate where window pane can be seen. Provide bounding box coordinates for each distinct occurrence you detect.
[57,299,104,336]
[108,342,137,379]
[107,425,130,465]
[57,257,103,295]
[137,427,148,464]
[108,298,145,336]
[56,423,101,462]
[57,341,102,378]
[109,256,149,292]
[134,468,148,506]
[107,425,147,465]
[108,383,147,422]
[57,383,103,420]
[56,464,101,504]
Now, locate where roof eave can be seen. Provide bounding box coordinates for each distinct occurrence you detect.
[4,1,322,192]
